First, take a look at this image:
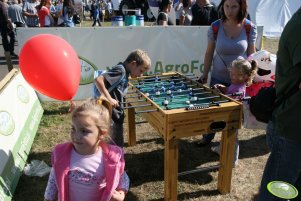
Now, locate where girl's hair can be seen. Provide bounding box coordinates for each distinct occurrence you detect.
[36,0,47,10]
[63,0,74,17]
[182,0,190,8]
[158,0,172,12]
[230,59,258,86]
[71,96,112,142]
[124,49,151,71]
[218,0,248,23]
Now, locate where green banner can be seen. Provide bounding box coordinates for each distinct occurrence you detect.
[0,100,43,201]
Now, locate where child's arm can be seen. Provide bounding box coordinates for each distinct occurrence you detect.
[94,75,119,107]
[44,168,58,201]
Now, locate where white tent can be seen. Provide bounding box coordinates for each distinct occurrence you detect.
[211,0,301,37]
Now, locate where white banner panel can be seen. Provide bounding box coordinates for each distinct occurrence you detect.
[16,26,263,101]
[0,69,43,201]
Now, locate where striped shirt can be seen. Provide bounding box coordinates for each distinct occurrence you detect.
[22,0,39,27]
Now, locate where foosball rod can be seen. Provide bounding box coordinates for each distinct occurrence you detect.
[134,81,195,88]
[125,91,211,101]
[122,103,152,109]
[149,91,214,100]
[178,164,220,176]
[161,96,226,107]
[159,95,222,104]
[140,87,208,97]
[140,87,200,96]
[120,99,147,104]
[165,99,230,110]
[135,109,158,114]
[135,76,190,83]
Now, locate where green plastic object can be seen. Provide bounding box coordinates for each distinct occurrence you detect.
[267,181,298,199]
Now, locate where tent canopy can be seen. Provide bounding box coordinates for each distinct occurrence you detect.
[211,0,301,37]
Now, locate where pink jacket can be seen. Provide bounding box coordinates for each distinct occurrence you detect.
[51,142,125,201]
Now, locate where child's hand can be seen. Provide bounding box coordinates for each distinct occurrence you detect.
[109,190,126,201]
[109,98,119,108]
[213,84,227,94]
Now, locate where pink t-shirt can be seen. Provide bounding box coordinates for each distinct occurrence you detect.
[226,83,246,99]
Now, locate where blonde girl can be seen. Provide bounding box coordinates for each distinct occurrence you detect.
[44,97,129,201]
[214,58,258,98]
[211,58,258,166]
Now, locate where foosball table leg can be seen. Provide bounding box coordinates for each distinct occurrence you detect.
[126,106,136,146]
[218,128,237,194]
[164,138,179,201]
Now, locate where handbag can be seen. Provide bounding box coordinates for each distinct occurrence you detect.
[249,82,300,123]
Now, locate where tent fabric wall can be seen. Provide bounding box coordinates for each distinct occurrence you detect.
[211,0,301,37]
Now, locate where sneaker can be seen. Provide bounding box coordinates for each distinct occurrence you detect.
[211,144,239,167]
[196,138,211,147]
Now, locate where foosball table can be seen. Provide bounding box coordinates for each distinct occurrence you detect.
[124,72,242,201]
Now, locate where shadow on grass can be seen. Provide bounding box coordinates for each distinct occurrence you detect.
[125,137,164,146]
[149,189,220,201]
[239,134,270,159]
[125,139,217,187]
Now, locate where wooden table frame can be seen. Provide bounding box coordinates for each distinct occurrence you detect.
[125,72,242,201]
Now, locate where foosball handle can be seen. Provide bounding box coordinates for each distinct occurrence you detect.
[185,105,210,110]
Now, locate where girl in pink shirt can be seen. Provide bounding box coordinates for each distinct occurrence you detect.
[211,58,258,166]
[44,97,129,201]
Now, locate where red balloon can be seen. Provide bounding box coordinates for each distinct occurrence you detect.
[19,34,80,101]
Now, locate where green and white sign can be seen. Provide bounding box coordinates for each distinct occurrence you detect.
[0,70,43,201]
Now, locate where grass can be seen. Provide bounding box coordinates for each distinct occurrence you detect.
[12,29,279,201]
[13,101,269,201]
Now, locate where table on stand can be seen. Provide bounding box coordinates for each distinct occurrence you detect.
[125,72,242,201]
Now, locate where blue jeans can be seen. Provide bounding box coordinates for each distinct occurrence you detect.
[258,121,301,201]
[202,77,231,143]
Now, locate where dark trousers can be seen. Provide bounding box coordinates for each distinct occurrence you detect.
[1,27,15,53]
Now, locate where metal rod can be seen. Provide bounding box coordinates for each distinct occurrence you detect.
[135,120,148,124]
[134,80,190,88]
[120,99,146,104]
[141,88,206,98]
[126,95,141,99]
[135,109,158,114]
[134,76,186,84]
[165,99,229,110]
[126,91,137,94]
[178,164,221,176]
[123,104,152,109]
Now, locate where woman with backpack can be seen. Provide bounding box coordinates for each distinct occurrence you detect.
[197,0,257,148]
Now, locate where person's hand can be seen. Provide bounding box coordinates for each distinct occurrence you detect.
[109,98,119,108]
[7,20,13,31]
[213,84,227,94]
[109,190,126,201]
[198,74,208,84]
